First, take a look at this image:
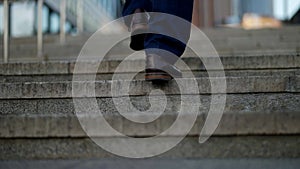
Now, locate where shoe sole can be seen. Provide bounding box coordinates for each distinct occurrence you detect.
[145,73,173,83]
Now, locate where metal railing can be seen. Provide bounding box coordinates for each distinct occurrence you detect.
[1,0,122,63]
[37,0,43,57]
[3,0,9,63]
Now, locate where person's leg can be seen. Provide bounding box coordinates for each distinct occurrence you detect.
[122,0,151,27]
[122,0,152,51]
[123,0,194,55]
[144,0,194,81]
[122,0,194,81]
[145,0,194,58]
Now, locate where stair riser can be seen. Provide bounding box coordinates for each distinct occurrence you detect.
[1,55,299,75]
[0,94,299,137]
[0,69,298,82]
[1,159,299,169]
[0,76,298,99]
[1,112,299,138]
[0,136,299,160]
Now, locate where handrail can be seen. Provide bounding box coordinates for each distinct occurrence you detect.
[60,0,66,44]
[3,0,9,63]
[37,0,43,57]
[77,0,83,33]
[2,0,121,62]
[44,0,115,32]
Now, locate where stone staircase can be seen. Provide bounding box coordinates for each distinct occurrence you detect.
[0,27,299,162]
[1,26,300,61]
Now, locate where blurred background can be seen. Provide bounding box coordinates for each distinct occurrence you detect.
[0,0,123,37]
[193,0,300,28]
[0,0,299,38]
[0,0,299,62]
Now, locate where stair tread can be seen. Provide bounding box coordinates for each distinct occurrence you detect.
[0,75,299,99]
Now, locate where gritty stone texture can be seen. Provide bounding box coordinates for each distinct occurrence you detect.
[0,76,298,99]
[0,62,70,75]
[1,159,300,169]
[1,26,299,61]
[0,54,299,75]
[0,94,298,116]
[0,93,299,138]
[1,68,298,83]
[0,136,299,160]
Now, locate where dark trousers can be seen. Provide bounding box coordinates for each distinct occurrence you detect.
[122,0,194,59]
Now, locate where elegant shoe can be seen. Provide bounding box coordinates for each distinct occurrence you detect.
[129,10,149,51]
[145,69,173,82]
[145,54,182,82]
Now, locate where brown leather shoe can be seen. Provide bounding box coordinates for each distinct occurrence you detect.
[145,54,182,82]
[145,69,173,82]
[129,10,149,51]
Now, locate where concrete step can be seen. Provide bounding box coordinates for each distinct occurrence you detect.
[1,26,299,45]
[0,76,299,99]
[0,54,299,75]
[1,159,300,169]
[0,136,299,160]
[0,34,91,45]
[0,93,299,138]
[2,38,299,60]
[201,26,300,37]
[4,35,299,49]
[0,69,298,83]
[3,49,299,63]
[2,46,299,61]
[1,26,299,60]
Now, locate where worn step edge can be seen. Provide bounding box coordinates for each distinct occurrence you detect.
[0,76,298,99]
[0,93,299,137]
[0,112,299,138]
[0,69,298,83]
[0,54,299,75]
[1,159,300,169]
[0,136,299,160]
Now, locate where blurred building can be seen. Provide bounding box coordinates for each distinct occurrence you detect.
[193,0,300,27]
[0,0,300,37]
[0,0,123,37]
